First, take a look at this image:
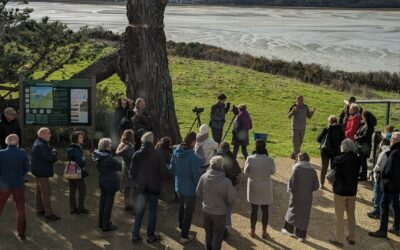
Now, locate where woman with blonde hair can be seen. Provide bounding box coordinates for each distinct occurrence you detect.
[116,130,136,211]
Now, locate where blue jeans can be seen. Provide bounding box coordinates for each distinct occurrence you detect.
[226,207,232,227]
[379,192,400,232]
[372,178,383,213]
[132,193,159,239]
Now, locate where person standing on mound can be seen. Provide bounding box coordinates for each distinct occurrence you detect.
[288,96,315,160]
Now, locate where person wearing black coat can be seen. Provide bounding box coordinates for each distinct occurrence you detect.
[329,139,361,247]
[214,141,241,239]
[119,109,135,136]
[133,98,152,151]
[31,128,59,221]
[131,132,165,243]
[369,132,400,238]
[0,108,22,149]
[93,138,122,232]
[66,131,88,215]
[317,115,345,188]
[354,111,377,181]
[155,137,176,203]
[114,98,131,141]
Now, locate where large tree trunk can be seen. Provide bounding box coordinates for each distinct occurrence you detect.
[118,0,181,143]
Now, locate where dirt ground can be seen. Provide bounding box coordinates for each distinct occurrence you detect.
[1,154,400,250]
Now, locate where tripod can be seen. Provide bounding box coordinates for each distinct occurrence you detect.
[222,114,236,142]
[189,112,202,132]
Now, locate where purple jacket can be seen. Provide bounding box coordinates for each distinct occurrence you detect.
[232,110,252,145]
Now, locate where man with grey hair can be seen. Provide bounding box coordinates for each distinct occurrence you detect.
[0,107,22,149]
[31,127,59,221]
[0,134,30,240]
[131,132,165,244]
[369,132,400,238]
[328,139,361,247]
[197,155,236,250]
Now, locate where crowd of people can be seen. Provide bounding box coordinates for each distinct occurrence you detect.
[0,93,399,250]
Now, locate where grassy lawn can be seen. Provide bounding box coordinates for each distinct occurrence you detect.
[41,52,400,157]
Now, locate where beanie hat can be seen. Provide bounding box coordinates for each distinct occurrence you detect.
[199,124,209,135]
[210,155,224,170]
[141,132,154,144]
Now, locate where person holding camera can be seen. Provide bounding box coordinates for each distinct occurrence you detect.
[210,94,231,144]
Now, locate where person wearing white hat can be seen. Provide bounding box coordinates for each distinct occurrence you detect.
[195,124,218,173]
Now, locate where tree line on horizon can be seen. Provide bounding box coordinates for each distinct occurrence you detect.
[170,0,400,8]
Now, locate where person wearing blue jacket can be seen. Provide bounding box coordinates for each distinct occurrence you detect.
[0,134,30,240]
[169,132,202,244]
[30,127,59,221]
[67,131,88,215]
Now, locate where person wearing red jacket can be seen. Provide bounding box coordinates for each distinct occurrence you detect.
[345,104,362,140]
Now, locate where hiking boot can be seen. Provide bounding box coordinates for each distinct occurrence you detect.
[368,230,387,238]
[36,211,45,217]
[45,214,61,221]
[248,229,256,238]
[367,211,380,219]
[147,234,161,244]
[346,237,355,245]
[70,209,79,214]
[102,224,118,232]
[329,238,343,248]
[262,230,269,239]
[180,235,194,244]
[78,208,90,215]
[131,235,142,243]
[18,234,27,241]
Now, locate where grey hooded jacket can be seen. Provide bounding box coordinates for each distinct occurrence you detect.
[196,168,236,215]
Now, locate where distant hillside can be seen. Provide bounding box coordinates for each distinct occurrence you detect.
[31,0,400,8]
[174,0,400,8]
[170,0,400,8]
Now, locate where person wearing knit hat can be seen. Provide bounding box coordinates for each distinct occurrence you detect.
[210,94,231,144]
[195,124,218,173]
[197,155,236,250]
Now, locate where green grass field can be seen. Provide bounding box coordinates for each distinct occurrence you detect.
[43,52,400,157]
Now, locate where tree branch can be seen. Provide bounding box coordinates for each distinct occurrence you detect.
[70,51,119,83]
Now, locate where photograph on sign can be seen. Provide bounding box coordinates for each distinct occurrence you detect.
[70,89,89,124]
[30,86,53,109]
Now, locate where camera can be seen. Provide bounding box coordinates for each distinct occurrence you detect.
[192,106,204,114]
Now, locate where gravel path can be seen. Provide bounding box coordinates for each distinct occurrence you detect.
[1,155,400,250]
